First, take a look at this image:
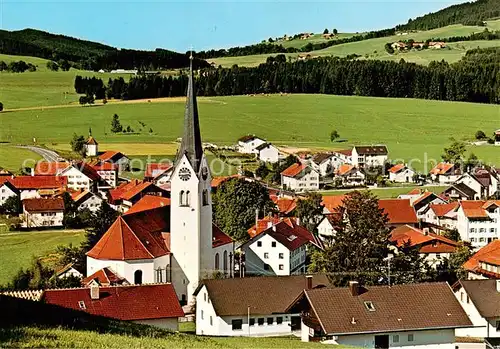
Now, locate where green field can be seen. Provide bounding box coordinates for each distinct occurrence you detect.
[0,230,85,286]
[321,185,448,198]
[210,20,500,67]
[1,94,499,172]
[271,32,359,49]
[0,145,41,172]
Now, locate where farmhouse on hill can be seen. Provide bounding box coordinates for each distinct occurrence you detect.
[237,135,266,154]
[21,197,64,228]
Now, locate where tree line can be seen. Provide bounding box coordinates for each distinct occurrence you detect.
[0,60,36,72]
[75,47,500,104]
[429,28,500,43]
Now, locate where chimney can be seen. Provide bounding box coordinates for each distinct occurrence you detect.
[305,275,313,290]
[349,281,359,297]
[90,284,100,300]
[496,280,500,293]
[295,216,301,226]
[423,228,429,236]
[30,168,34,177]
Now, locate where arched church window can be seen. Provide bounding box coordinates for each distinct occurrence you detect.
[186,191,191,206]
[223,250,228,274]
[215,253,220,271]
[202,189,209,206]
[180,190,185,206]
[134,270,143,284]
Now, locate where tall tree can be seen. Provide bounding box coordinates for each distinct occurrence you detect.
[442,138,466,164]
[110,114,123,133]
[296,192,323,233]
[212,178,275,241]
[70,133,86,155]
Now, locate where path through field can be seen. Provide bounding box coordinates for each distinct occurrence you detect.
[19,146,64,162]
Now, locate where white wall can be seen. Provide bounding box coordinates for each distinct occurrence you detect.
[457,205,500,248]
[96,170,117,188]
[20,189,40,200]
[259,146,279,163]
[238,138,266,154]
[317,217,335,239]
[282,168,319,192]
[0,185,17,206]
[135,318,179,331]
[21,210,63,228]
[62,166,93,191]
[212,242,234,277]
[455,287,496,338]
[390,169,415,183]
[243,234,291,276]
[77,195,103,213]
[85,144,98,157]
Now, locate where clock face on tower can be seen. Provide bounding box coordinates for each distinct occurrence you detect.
[179,167,191,181]
[201,167,208,180]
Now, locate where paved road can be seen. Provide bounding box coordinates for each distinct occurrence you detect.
[18,146,65,162]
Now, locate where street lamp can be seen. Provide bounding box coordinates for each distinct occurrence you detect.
[383,253,394,287]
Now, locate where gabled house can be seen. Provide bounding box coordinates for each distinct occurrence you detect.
[463,239,500,279]
[281,163,319,192]
[8,176,67,200]
[335,164,365,187]
[71,189,103,213]
[90,162,118,188]
[429,163,461,184]
[294,281,471,347]
[495,129,500,146]
[123,195,171,215]
[237,135,266,154]
[84,134,98,157]
[255,143,280,163]
[0,179,18,207]
[108,180,169,213]
[332,149,352,163]
[271,196,297,217]
[421,202,459,231]
[34,161,70,176]
[99,151,130,172]
[442,183,478,201]
[21,197,64,228]
[454,279,500,339]
[411,191,447,219]
[457,200,500,247]
[241,218,320,276]
[388,164,415,183]
[311,153,345,177]
[82,267,128,287]
[55,263,83,280]
[194,274,330,337]
[322,194,346,214]
[144,163,173,186]
[455,170,496,199]
[351,145,388,168]
[42,283,184,330]
[390,225,458,267]
[35,161,103,192]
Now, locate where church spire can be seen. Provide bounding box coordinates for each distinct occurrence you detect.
[176,52,203,172]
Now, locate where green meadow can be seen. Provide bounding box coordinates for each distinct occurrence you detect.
[0,145,41,172]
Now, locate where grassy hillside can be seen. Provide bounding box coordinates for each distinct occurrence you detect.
[0,229,85,286]
[0,94,498,172]
[274,32,359,49]
[0,145,41,172]
[209,20,500,67]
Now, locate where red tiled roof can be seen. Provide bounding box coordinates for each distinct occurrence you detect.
[281,163,306,178]
[322,195,346,213]
[91,163,118,171]
[23,197,64,212]
[272,197,297,215]
[86,136,98,145]
[390,225,458,253]
[378,199,418,224]
[211,175,240,188]
[464,240,500,273]
[213,224,233,248]
[461,200,489,219]
[99,151,124,162]
[430,162,455,175]
[254,218,318,251]
[124,195,171,215]
[43,284,183,321]
[335,164,355,176]
[430,202,459,217]
[335,149,352,156]
[144,163,173,179]
[388,163,406,174]
[407,188,422,195]
[121,182,155,201]
[9,176,67,190]
[71,189,90,202]
[248,216,283,238]
[75,162,102,182]
[109,180,166,203]
[82,267,126,287]
[34,162,70,176]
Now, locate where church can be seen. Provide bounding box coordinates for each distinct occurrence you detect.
[86,59,234,305]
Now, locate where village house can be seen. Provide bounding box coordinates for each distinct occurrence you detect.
[194,274,330,337]
[237,135,266,154]
[0,178,18,207]
[84,131,98,157]
[241,218,320,276]
[123,194,171,215]
[332,149,352,163]
[21,197,64,228]
[455,169,498,199]
[464,240,500,281]
[55,263,83,280]
[350,145,388,168]
[99,151,130,172]
[388,164,415,183]
[35,161,102,192]
[456,200,500,248]
[391,42,408,50]
[42,283,184,330]
[429,41,446,49]
[8,176,67,200]
[281,163,319,192]
[311,153,346,177]
[421,202,459,231]
[389,225,458,267]
[454,279,500,340]
[430,162,461,184]
[255,143,280,163]
[410,191,447,219]
[495,130,500,146]
[90,162,118,188]
[71,189,103,213]
[271,196,297,217]
[335,164,365,187]
[442,183,478,201]
[108,179,169,212]
[294,281,471,347]
[144,163,173,186]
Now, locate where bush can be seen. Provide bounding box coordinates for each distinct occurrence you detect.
[475,130,486,140]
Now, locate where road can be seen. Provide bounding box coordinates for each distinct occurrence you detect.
[18,146,65,162]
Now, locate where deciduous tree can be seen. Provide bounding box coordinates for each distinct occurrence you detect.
[70,133,85,155]
[296,192,323,233]
[442,138,466,164]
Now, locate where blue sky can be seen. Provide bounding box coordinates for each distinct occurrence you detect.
[1,0,464,52]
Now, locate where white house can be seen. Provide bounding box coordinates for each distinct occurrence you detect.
[91,162,118,188]
[237,135,266,154]
[281,163,319,192]
[411,191,447,219]
[421,202,459,231]
[0,180,18,207]
[9,176,67,200]
[55,263,83,280]
[256,143,280,163]
[442,183,478,201]
[194,274,330,337]
[21,197,64,228]
[456,200,500,248]
[317,215,338,241]
[99,151,130,172]
[430,163,461,184]
[454,279,500,339]
[311,153,346,177]
[335,164,365,187]
[144,163,173,186]
[463,239,500,279]
[241,218,319,276]
[35,161,102,192]
[296,281,472,348]
[84,133,98,157]
[351,145,388,168]
[42,283,184,331]
[388,164,415,183]
[71,190,103,213]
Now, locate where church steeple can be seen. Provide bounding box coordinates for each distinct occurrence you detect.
[176,54,203,172]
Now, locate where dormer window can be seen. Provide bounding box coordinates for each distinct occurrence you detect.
[78,301,86,310]
[364,301,375,312]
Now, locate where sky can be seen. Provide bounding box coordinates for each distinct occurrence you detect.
[1,0,465,53]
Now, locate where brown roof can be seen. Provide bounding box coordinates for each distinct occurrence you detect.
[458,280,500,318]
[390,225,458,253]
[9,176,67,190]
[322,195,346,213]
[303,282,471,335]
[312,153,334,165]
[463,240,500,274]
[430,163,455,175]
[378,199,418,225]
[388,163,406,174]
[281,163,307,178]
[195,274,330,316]
[23,197,64,212]
[86,136,98,145]
[34,162,70,176]
[430,202,459,217]
[99,151,126,162]
[335,164,356,176]
[460,200,489,219]
[354,145,388,155]
[82,267,126,287]
[124,195,171,215]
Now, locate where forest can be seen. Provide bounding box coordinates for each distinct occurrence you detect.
[0,29,208,71]
[397,0,500,31]
[74,47,500,105]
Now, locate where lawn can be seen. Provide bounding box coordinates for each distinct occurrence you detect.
[0,229,85,286]
[210,20,500,67]
[1,94,499,172]
[321,185,448,198]
[0,326,354,348]
[0,144,41,173]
